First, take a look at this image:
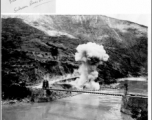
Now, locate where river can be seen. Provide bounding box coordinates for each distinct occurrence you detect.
[2,89,134,120]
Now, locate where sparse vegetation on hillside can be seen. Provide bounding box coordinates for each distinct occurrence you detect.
[2,16,147,99]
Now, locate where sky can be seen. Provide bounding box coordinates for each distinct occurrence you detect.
[56,0,150,27]
[106,14,149,26]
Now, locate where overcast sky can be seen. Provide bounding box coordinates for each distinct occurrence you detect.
[106,14,149,26]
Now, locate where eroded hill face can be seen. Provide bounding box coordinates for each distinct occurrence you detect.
[2,15,147,90]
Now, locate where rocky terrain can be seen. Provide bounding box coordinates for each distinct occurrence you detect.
[2,15,148,99]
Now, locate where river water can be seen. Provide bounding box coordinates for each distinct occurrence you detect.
[2,89,134,120]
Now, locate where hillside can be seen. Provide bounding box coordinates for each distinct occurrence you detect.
[2,15,147,98]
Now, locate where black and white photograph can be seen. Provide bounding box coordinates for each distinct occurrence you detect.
[1,14,149,120]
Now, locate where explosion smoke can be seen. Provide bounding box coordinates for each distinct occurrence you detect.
[74,42,109,90]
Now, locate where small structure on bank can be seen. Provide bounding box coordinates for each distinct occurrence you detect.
[42,79,49,97]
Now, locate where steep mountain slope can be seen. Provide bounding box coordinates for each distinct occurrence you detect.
[2,15,147,93]
[2,18,84,94]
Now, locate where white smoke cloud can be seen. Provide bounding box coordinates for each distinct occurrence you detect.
[75,42,109,62]
[73,42,109,90]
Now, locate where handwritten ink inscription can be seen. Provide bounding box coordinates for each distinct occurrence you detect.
[9,0,52,13]
[14,5,29,13]
[9,0,17,4]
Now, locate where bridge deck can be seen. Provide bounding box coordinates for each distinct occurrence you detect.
[48,88,148,98]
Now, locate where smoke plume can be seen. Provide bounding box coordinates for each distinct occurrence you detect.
[74,42,109,90]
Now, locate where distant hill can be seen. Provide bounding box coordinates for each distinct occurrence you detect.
[2,15,147,89]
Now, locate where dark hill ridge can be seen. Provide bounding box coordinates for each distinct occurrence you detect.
[2,18,84,91]
[2,16,147,98]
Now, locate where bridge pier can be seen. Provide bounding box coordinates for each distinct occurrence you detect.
[121,95,147,119]
[120,81,148,119]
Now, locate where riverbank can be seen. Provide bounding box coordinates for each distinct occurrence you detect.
[2,83,78,105]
